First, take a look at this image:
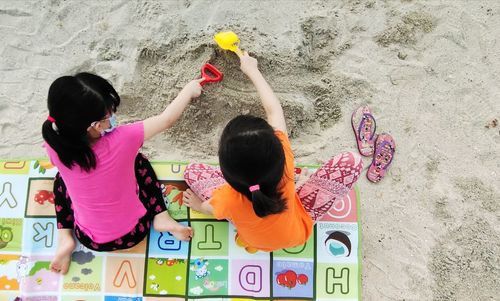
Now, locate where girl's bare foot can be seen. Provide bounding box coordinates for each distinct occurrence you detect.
[50,229,76,274]
[153,211,193,241]
[169,224,194,241]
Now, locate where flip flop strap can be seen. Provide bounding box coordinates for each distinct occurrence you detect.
[371,140,394,171]
[357,113,376,142]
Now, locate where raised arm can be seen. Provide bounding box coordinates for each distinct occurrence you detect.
[238,52,287,134]
[143,79,203,140]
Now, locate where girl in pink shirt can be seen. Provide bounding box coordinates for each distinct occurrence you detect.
[42,73,202,274]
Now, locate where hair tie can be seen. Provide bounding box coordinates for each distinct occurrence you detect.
[249,184,260,192]
[47,116,59,133]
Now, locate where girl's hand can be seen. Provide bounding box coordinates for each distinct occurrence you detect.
[181,79,203,99]
[238,51,259,76]
[182,189,203,212]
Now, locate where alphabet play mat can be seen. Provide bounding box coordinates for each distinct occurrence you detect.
[0,160,361,300]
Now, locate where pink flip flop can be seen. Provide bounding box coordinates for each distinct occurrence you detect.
[351,106,377,156]
[367,133,395,183]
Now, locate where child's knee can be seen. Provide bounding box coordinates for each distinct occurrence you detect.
[328,151,363,175]
[345,151,363,170]
[183,163,197,181]
[331,151,361,164]
[135,152,149,166]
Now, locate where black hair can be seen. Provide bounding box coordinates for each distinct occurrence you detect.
[218,115,287,218]
[41,72,120,171]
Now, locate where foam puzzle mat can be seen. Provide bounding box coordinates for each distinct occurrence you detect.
[0,160,361,300]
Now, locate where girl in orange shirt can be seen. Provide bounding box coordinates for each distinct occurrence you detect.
[183,52,362,252]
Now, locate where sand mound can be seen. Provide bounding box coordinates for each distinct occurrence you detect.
[119,22,370,157]
[376,10,436,47]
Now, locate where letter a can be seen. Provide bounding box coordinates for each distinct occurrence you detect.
[113,260,137,288]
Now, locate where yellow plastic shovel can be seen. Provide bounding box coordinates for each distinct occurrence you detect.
[214,31,242,55]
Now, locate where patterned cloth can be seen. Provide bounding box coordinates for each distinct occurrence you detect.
[184,151,362,222]
[183,163,226,202]
[297,151,363,221]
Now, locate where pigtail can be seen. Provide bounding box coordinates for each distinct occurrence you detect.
[42,119,96,172]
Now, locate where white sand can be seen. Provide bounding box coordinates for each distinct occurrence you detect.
[1,0,499,299]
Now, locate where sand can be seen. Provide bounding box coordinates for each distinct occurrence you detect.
[1,0,499,299]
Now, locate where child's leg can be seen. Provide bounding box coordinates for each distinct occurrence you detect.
[134,153,192,241]
[183,163,226,201]
[50,173,76,274]
[297,151,363,222]
[74,213,152,251]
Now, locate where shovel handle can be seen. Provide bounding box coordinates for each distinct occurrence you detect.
[200,63,223,86]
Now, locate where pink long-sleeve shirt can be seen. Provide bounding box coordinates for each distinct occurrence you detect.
[44,122,147,243]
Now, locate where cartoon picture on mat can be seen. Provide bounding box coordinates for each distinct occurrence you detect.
[275,269,309,289]
[325,230,352,257]
[0,225,13,249]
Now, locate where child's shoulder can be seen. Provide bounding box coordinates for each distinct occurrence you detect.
[106,121,144,140]
[274,129,293,157]
[213,183,239,199]
[116,121,143,132]
[274,129,287,137]
[274,130,290,143]
[210,183,244,219]
[212,184,245,206]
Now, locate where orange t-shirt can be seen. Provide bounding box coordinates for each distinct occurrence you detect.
[209,130,314,251]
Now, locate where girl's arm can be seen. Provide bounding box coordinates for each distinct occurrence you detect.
[239,52,287,134]
[143,79,203,140]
